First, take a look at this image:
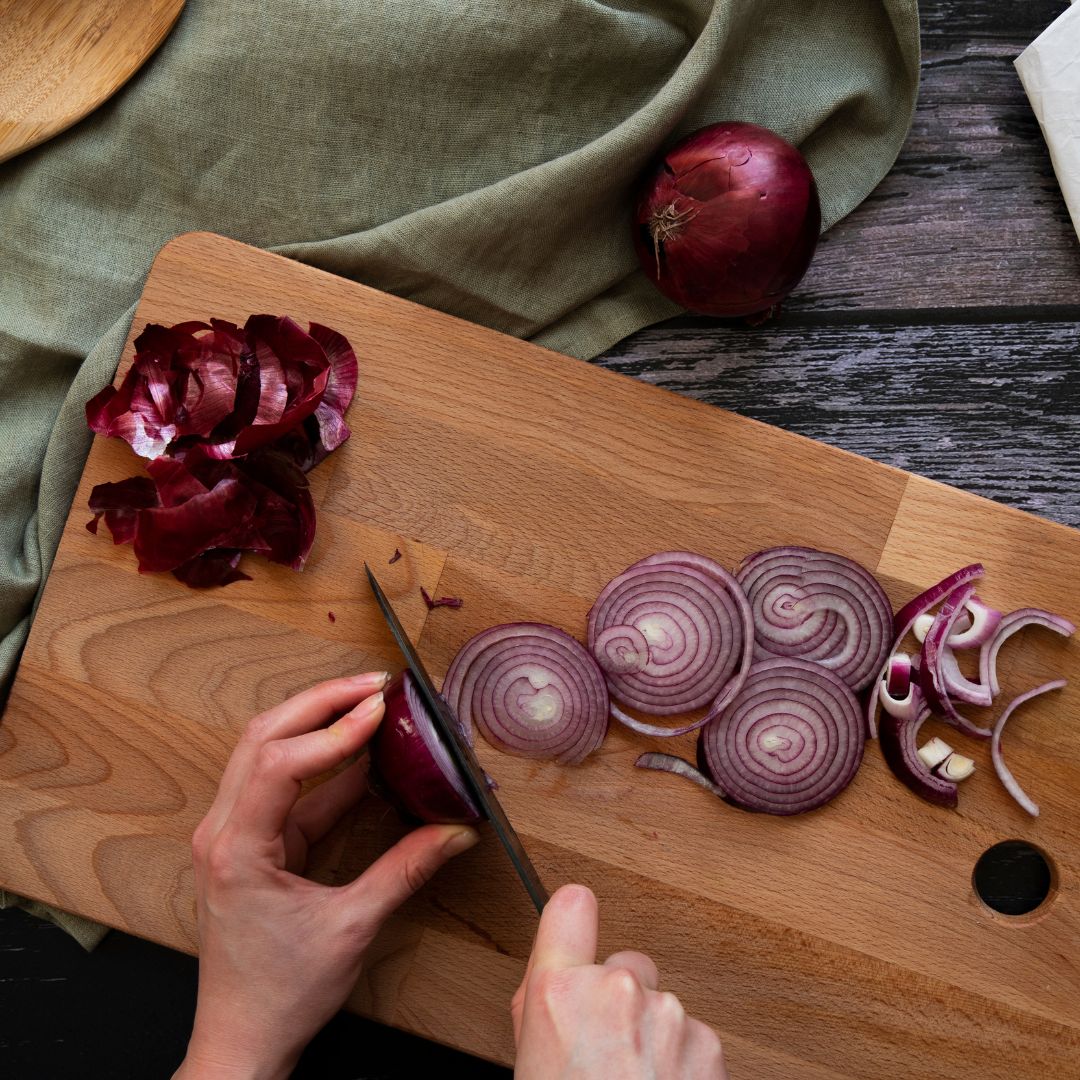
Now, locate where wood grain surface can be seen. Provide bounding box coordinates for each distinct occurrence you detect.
[633,0,1080,540]
[793,0,1080,314]
[0,0,185,165]
[2,232,1079,1077]
[602,309,1080,527]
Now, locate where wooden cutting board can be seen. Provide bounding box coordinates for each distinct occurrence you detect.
[0,0,185,165]
[2,231,1078,1077]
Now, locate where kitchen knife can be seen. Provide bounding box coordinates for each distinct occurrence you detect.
[364,564,548,913]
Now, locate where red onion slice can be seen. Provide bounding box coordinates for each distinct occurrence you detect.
[588,551,753,737]
[879,668,925,724]
[946,596,1001,649]
[634,752,726,798]
[979,609,1076,697]
[697,658,865,815]
[939,647,993,707]
[990,679,1066,818]
[735,547,893,693]
[443,622,609,764]
[891,564,985,636]
[867,563,985,738]
[886,654,912,698]
[878,703,958,809]
[914,607,974,644]
[919,583,992,739]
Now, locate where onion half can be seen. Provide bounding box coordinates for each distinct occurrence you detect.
[588,551,753,737]
[443,623,609,764]
[370,672,482,825]
[697,658,865,815]
[735,547,893,693]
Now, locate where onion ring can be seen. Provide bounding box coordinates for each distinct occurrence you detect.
[735,547,893,693]
[697,658,865,815]
[919,583,992,739]
[443,622,609,764]
[588,551,753,737]
[979,608,1076,697]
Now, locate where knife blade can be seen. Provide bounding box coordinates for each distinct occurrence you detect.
[364,564,548,913]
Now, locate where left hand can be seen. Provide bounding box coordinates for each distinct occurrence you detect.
[173,670,479,1080]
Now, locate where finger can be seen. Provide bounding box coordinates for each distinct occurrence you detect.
[603,950,659,991]
[341,823,479,927]
[527,884,599,977]
[224,692,385,846]
[247,671,390,745]
[290,759,369,845]
[683,1018,727,1078]
[512,883,599,1043]
[205,671,389,834]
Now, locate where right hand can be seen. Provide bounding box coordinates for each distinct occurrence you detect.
[512,884,727,1078]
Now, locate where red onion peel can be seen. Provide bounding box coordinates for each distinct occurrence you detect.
[421,587,463,610]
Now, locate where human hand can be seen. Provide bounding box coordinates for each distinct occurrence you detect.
[173,670,479,1080]
[512,885,727,1079]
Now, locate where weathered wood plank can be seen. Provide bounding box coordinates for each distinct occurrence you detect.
[599,311,1080,527]
[791,0,1080,312]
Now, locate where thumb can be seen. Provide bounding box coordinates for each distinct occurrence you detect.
[343,823,479,928]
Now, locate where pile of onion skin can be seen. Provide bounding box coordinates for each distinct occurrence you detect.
[84,315,357,587]
[376,548,1073,826]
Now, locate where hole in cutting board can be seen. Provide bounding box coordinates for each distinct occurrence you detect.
[972,840,1054,917]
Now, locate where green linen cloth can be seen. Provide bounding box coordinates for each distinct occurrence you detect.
[0,0,919,945]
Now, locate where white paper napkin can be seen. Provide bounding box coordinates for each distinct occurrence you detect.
[1016,3,1080,242]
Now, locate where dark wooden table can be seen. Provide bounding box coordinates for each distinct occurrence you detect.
[2,2,1077,1076]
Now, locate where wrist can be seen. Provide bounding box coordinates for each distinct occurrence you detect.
[174,1026,300,1080]
[174,1052,295,1080]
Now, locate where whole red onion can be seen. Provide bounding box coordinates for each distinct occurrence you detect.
[633,122,820,318]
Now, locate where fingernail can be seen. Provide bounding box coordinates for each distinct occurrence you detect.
[350,671,389,687]
[342,690,383,723]
[443,827,479,858]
